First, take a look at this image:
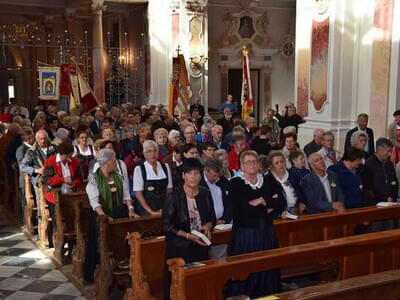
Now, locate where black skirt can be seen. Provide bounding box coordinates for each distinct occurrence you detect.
[226,218,281,298]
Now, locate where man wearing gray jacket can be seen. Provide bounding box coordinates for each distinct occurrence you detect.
[301,152,345,214]
[20,129,56,216]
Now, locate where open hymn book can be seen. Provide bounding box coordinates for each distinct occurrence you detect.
[191,230,212,246]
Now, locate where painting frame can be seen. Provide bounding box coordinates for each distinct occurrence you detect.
[38,67,60,101]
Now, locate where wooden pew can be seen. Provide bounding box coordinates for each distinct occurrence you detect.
[23,173,37,235]
[0,157,11,208]
[276,269,400,300]
[52,190,89,266]
[94,215,162,300]
[124,205,400,300]
[38,179,51,248]
[71,192,92,285]
[12,165,22,223]
[167,228,400,300]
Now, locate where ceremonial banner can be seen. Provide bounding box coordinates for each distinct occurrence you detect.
[169,54,191,114]
[77,68,98,113]
[241,48,254,120]
[38,67,60,101]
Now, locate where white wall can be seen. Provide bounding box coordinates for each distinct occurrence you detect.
[207,2,295,112]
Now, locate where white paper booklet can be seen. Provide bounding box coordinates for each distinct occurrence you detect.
[191,230,212,246]
[285,212,298,220]
[376,202,400,207]
[214,224,233,230]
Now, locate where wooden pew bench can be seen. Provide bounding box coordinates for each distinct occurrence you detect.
[167,228,400,300]
[23,173,38,236]
[94,214,162,300]
[124,205,400,300]
[276,269,400,300]
[52,190,89,266]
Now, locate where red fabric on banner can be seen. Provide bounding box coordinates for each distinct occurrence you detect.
[60,64,84,96]
[81,93,98,113]
[60,64,71,96]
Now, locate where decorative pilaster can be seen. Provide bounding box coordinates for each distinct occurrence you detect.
[219,64,228,104]
[264,64,272,109]
[91,1,106,105]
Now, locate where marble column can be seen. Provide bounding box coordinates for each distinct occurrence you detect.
[91,2,105,105]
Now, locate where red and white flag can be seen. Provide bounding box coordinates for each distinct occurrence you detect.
[77,68,98,113]
[241,47,254,120]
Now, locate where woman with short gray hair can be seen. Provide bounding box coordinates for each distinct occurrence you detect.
[84,148,137,282]
[214,149,235,180]
[133,139,173,216]
[350,131,369,160]
[86,148,135,217]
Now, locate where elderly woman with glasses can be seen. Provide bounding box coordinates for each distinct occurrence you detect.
[133,140,173,216]
[226,150,285,298]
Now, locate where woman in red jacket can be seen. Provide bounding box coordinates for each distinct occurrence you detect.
[42,142,83,228]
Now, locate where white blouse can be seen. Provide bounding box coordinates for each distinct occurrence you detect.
[87,160,131,210]
[133,161,173,192]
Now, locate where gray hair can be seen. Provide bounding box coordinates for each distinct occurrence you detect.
[96,149,116,165]
[21,127,34,141]
[257,154,269,170]
[35,129,48,139]
[143,140,159,152]
[350,131,367,146]
[201,123,212,133]
[376,138,393,152]
[308,152,322,165]
[322,131,335,141]
[313,128,324,136]
[282,126,296,135]
[245,117,256,126]
[211,124,223,133]
[55,128,70,140]
[204,158,223,174]
[168,129,180,140]
[123,125,135,133]
[57,111,67,119]
[214,149,228,160]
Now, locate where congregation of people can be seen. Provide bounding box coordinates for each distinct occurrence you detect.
[1,95,400,299]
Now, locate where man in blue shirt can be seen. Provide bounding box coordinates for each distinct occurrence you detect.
[219,94,238,114]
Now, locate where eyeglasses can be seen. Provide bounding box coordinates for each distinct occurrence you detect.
[242,160,257,165]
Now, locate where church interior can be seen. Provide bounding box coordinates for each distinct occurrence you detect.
[1,0,400,299]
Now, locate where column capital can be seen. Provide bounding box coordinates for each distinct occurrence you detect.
[185,0,207,16]
[91,0,106,12]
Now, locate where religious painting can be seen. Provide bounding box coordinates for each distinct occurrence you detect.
[310,17,329,111]
[238,16,255,39]
[38,67,60,101]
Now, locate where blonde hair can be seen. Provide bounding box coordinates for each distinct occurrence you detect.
[153,128,168,139]
[239,150,258,164]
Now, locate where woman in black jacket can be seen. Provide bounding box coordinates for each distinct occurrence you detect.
[226,150,285,298]
[162,158,216,300]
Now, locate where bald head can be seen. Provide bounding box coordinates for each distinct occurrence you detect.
[313,128,324,145]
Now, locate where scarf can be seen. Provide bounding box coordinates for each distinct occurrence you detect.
[94,168,123,216]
